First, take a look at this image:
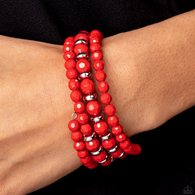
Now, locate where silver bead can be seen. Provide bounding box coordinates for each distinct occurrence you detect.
[92,115,104,123]
[108,144,118,153]
[75,39,87,45]
[91,146,102,156]
[71,112,77,120]
[79,72,91,79]
[111,156,114,162]
[84,94,97,102]
[84,132,95,142]
[118,152,125,158]
[77,53,89,59]
[101,132,112,141]
[99,155,108,164]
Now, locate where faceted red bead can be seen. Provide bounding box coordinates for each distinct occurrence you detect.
[104,104,116,116]
[68,120,79,132]
[95,70,106,82]
[80,79,95,94]
[100,155,112,166]
[90,30,104,39]
[74,141,85,151]
[77,113,89,124]
[92,149,107,162]
[65,59,76,69]
[63,51,75,61]
[92,51,103,61]
[70,90,82,102]
[123,147,131,153]
[93,60,104,70]
[94,121,108,135]
[64,36,74,45]
[79,30,90,36]
[110,146,123,158]
[90,37,101,45]
[102,137,116,150]
[68,79,80,90]
[66,69,78,79]
[74,43,89,55]
[115,132,127,142]
[119,138,131,149]
[128,143,141,155]
[100,93,112,104]
[98,81,109,93]
[107,115,119,126]
[63,44,74,52]
[71,131,83,142]
[90,43,101,52]
[84,160,99,169]
[80,123,92,136]
[111,125,123,135]
[76,59,91,73]
[86,101,101,116]
[78,149,89,158]
[74,101,85,113]
[80,154,92,164]
[85,138,100,151]
[74,33,89,43]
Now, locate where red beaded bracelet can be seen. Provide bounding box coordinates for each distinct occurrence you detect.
[63,30,141,169]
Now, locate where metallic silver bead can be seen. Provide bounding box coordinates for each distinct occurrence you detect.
[101,132,111,141]
[92,115,104,123]
[84,132,95,142]
[108,144,118,153]
[75,39,87,45]
[79,72,91,79]
[91,146,102,156]
[84,94,97,102]
[118,152,125,158]
[111,156,114,162]
[99,155,108,164]
[71,112,77,120]
[77,53,89,59]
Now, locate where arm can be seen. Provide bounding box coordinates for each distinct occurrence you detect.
[0,9,195,194]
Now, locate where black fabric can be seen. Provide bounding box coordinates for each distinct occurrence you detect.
[0,0,195,194]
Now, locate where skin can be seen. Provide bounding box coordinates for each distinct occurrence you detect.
[0,9,195,195]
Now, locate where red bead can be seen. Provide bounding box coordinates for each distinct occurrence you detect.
[84,160,99,169]
[63,44,74,52]
[71,131,83,141]
[74,102,85,113]
[74,33,89,43]
[76,59,91,73]
[100,155,112,166]
[92,51,103,61]
[102,137,116,150]
[94,121,108,135]
[65,59,76,70]
[78,149,89,158]
[111,125,123,135]
[92,149,107,162]
[68,120,79,132]
[90,43,101,52]
[77,113,89,124]
[80,123,92,136]
[70,90,82,102]
[123,147,131,153]
[128,143,141,155]
[98,81,109,93]
[100,93,112,104]
[119,138,131,149]
[80,154,92,164]
[74,43,89,55]
[68,79,80,90]
[85,138,100,151]
[64,36,74,45]
[93,60,104,70]
[95,70,106,82]
[90,30,104,39]
[74,141,85,151]
[80,79,95,94]
[90,37,101,45]
[66,69,78,79]
[115,132,127,142]
[110,146,123,158]
[86,101,101,116]
[104,104,116,116]
[63,51,75,60]
[107,115,119,126]
[79,30,90,36]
